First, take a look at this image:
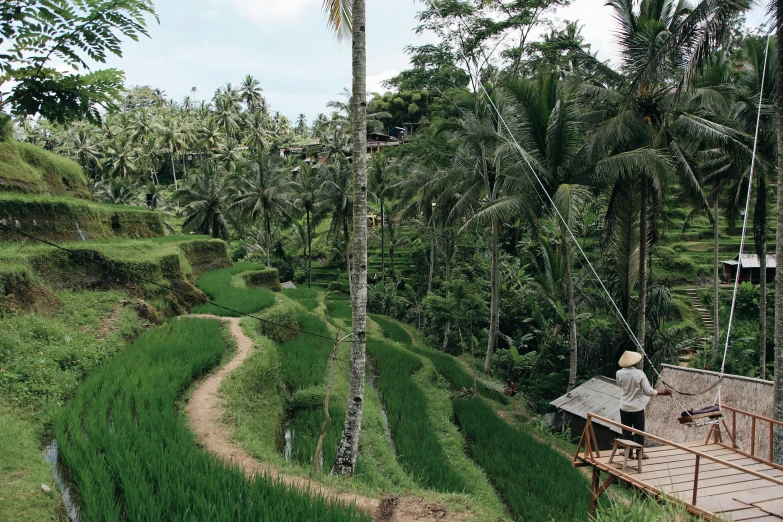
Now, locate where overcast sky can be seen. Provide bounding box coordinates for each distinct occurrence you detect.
[97,0,768,123]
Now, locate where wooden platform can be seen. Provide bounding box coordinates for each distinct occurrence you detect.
[574,411,783,520]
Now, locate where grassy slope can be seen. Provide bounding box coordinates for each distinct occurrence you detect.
[0,289,144,520]
[0,140,88,196]
[0,408,62,522]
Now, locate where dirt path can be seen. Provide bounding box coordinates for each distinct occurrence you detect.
[183,314,463,522]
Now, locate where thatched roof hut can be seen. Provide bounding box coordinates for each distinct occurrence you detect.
[647,364,773,454]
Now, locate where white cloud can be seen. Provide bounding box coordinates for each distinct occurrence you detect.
[211,0,317,25]
[202,8,221,19]
[366,70,399,95]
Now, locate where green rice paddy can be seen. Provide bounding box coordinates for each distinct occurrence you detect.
[193,262,276,316]
[54,318,368,521]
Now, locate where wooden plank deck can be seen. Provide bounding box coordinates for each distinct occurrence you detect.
[578,440,783,520]
[574,412,783,521]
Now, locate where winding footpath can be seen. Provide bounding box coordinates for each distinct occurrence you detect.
[183,314,462,522]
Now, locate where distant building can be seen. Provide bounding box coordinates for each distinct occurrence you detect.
[550,377,622,450]
[721,253,776,284]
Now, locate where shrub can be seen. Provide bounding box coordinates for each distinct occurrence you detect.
[54,318,367,522]
[193,262,276,316]
[255,304,300,344]
[452,397,590,521]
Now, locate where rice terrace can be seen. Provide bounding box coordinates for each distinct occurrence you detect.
[4,0,783,521]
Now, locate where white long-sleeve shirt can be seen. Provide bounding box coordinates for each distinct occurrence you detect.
[616,367,658,412]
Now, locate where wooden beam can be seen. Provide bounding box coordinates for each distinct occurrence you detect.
[586,414,783,489]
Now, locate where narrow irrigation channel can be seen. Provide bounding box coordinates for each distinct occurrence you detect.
[367,357,396,456]
[44,440,79,522]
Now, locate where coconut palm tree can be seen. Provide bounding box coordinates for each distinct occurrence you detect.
[70,128,101,178]
[292,162,321,287]
[246,111,272,153]
[368,154,398,285]
[318,157,354,287]
[434,86,516,374]
[174,163,231,240]
[503,72,588,391]
[230,151,293,266]
[103,136,136,179]
[240,75,264,113]
[214,92,241,139]
[157,116,187,189]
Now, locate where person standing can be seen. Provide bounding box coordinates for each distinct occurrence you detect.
[616,351,672,459]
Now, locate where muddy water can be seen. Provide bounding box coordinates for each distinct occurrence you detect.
[44,440,79,522]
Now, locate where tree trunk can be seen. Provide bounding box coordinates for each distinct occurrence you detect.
[333,0,368,476]
[756,178,768,380]
[773,11,783,464]
[760,239,767,379]
[390,239,396,282]
[637,175,648,366]
[265,209,272,267]
[484,220,500,373]
[170,151,178,190]
[307,209,313,288]
[564,233,578,391]
[344,217,352,291]
[428,228,435,293]
[380,198,386,285]
[445,231,453,283]
[713,195,720,368]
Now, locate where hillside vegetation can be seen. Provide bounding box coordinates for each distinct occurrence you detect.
[0,121,88,197]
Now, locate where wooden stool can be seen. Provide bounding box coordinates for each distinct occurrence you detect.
[608,439,644,473]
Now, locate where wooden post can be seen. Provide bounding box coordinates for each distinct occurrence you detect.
[314,332,341,473]
[589,467,600,517]
[770,421,775,463]
[733,410,737,448]
[692,455,701,505]
[752,417,757,457]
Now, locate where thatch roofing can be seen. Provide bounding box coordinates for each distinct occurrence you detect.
[647,364,773,453]
[550,377,622,433]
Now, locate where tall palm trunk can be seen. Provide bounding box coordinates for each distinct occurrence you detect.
[333,0,368,476]
[264,208,271,267]
[637,175,649,365]
[343,217,351,289]
[484,220,500,373]
[380,198,386,285]
[713,195,720,367]
[564,234,578,391]
[773,10,783,464]
[307,209,313,288]
[170,150,179,190]
[756,181,768,380]
[428,229,435,293]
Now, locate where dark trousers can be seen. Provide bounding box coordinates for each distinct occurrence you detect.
[619,409,645,448]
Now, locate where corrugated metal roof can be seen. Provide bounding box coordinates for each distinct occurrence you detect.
[550,377,622,433]
[722,254,777,268]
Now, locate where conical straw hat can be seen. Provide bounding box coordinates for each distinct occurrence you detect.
[618,351,643,368]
